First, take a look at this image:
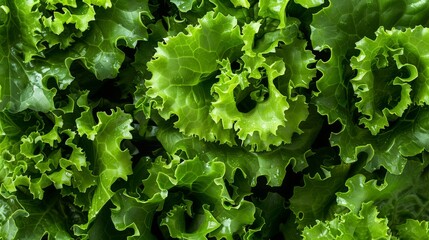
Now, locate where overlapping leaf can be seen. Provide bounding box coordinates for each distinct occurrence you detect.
[155,122,318,188]
[111,154,261,239]
[289,163,350,229]
[145,12,243,145]
[350,26,429,135]
[337,156,429,228]
[312,0,429,174]
[144,10,317,151]
[10,194,74,240]
[76,108,133,230]
[302,202,391,239]
[4,0,429,239]
[0,0,150,112]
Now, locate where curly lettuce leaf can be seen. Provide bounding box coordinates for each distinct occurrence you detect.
[303,201,429,239]
[0,113,77,199]
[78,108,133,229]
[302,202,391,239]
[289,163,351,229]
[293,0,324,8]
[145,11,243,145]
[0,194,26,240]
[140,156,232,205]
[0,93,98,202]
[0,55,73,112]
[210,58,293,151]
[84,202,131,240]
[41,1,96,48]
[155,122,317,188]
[72,0,151,80]
[111,190,158,240]
[337,156,429,225]
[0,91,135,236]
[210,22,316,150]
[312,0,429,174]
[161,203,221,240]
[208,201,257,240]
[5,193,75,240]
[397,219,429,240]
[258,0,288,28]
[0,0,150,112]
[150,114,320,237]
[144,11,317,151]
[123,154,261,239]
[350,26,429,135]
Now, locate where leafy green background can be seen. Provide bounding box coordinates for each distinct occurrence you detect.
[2,0,429,239]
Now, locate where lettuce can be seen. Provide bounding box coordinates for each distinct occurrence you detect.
[142,10,316,151]
[2,0,429,239]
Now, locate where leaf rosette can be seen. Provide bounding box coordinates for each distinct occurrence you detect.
[350,26,429,135]
[311,0,429,174]
[143,11,317,151]
[108,153,264,240]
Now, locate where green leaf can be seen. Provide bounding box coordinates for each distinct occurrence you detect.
[211,28,316,150]
[336,157,429,216]
[290,163,350,229]
[230,0,250,8]
[137,151,263,239]
[144,11,243,145]
[78,108,133,230]
[208,200,256,240]
[76,91,98,140]
[111,190,158,240]
[71,0,151,80]
[0,113,75,199]
[0,46,74,112]
[302,202,391,239]
[258,0,288,28]
[161,204,221,240]
[331,107,429,174]
[210,58,294,151]
[12,194,74,240]
[0,111,25,137]
[140,156,177,203]
[253,192,287,239]
[0,0,151,112]
[170,0,196,12]
[397,219,429,240]
[293,0,324,8]
[143,10,317,151]
[312,0,429,174]
[156,123,316,188]
[207,0,249,23]
[0,194,26,240]
[0,1,43,61]
[350,26,429,135]
[41,1,96,47]
[83,202,130,240]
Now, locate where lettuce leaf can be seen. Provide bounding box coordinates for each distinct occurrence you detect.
[144,12,243,145]
[302,202,391,239]
[143,10,317,151]
[3,0,429,239]
[397,219,429,240]
[312,0,429,174]
[350,26,429,135]
[0,0,150,112]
